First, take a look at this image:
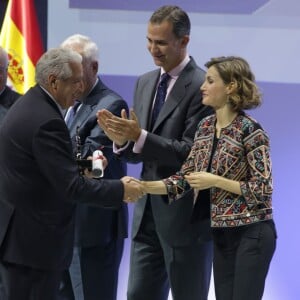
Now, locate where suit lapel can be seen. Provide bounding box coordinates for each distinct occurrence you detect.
[68,79,104,135]
[139,71,160,130]
[152,59,196,132]
[68,105,92,135]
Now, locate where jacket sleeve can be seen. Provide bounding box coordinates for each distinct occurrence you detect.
[240,125,273,209]
[161,122,205,203]
[32,118,124,209]
[122,88,212,167]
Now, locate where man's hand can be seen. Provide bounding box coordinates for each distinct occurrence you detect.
[97,108,142,145]
[97,109,128,146]
[83,155,108,178]
[121,176,145,203]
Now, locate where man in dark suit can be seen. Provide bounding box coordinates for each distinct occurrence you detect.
[0,45,22,300]
[0,46,21,126]
[98,5,213,300]
[0,47,143,300]
[58,34,129,300]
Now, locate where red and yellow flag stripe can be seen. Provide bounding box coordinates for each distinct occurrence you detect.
[0,0,44,94]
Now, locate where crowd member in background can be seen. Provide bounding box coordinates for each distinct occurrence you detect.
[98,5,213,300]
[0,46,21,126]
[139,56,277,300]
[0,47,143,300]
[0,44,22,300]
[58,34,129,300]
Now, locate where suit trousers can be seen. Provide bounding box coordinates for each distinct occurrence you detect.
[127,201,213,300]
[0,274,4,300]
[0,259,61,300]
[212,220,277,300]
[59,238,124,300]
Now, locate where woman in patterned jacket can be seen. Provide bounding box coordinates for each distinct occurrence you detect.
[139,56,277,300]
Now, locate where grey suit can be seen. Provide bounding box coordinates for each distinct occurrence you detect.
[123,57,214,300]
[59,78,128,300]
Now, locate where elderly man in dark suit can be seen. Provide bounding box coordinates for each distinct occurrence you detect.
[0,46,21,126]
[98,5,213,300]
[0,47,143,300]
[58,34,129,300]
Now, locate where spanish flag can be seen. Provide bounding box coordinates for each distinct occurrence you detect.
[0,0,44,94]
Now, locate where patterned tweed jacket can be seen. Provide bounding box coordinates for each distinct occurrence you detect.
[163,112,273,228]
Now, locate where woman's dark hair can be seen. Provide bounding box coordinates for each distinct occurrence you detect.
[205,56,262,111]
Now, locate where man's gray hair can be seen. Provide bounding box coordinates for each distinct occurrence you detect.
[60,34,99,62]
[35,48,82,86]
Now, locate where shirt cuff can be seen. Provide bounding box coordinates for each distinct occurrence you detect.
[132,129,147,153]
[113,141,129,154]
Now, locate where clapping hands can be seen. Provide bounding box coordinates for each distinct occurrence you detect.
[97,108,142,145]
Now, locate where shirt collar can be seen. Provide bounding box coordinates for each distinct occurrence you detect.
[161,54,190,78]
[39,85,65,117]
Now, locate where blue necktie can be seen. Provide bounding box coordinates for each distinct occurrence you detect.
[151,73,170,129]
[66,100,81,128]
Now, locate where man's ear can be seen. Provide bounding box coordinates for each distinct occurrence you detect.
[49,75,58,90]
[180,35,190,48]
[92,61,98,75]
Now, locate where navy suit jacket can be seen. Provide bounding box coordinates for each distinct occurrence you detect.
[121,57,213,246]
[0,85,124,270]
[68,78,128,247]
[0,86,21,126]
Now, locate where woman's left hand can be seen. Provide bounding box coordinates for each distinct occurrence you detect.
[185,171,218,190]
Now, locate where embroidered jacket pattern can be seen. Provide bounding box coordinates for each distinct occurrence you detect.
[163,113,273,228]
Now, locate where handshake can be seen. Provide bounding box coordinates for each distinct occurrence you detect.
[121,176,145,203]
